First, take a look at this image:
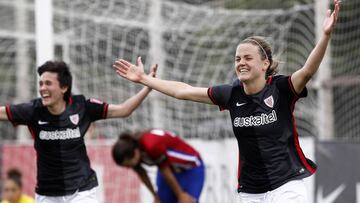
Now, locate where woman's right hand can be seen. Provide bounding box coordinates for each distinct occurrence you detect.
[323,0,340,36]
[113,57,147,83]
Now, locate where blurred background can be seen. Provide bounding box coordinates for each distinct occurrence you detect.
[0,0,359,202]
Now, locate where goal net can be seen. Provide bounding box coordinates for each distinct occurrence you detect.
[0,0,344,141]
[0,1,358,140]
[49,0,317,140]
[329,0,360,141]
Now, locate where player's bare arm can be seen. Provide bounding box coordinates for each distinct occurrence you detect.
[291,0,340,94]
[0,106,9,121]
[107,63,158,118]
[113,57,213,104]
[159,166,196,203]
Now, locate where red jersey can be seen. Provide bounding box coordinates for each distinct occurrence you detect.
[138,129,201,173]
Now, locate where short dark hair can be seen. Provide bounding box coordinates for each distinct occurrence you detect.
[6,168,22,188]
[112,132,138,166]
[37,61,73,102]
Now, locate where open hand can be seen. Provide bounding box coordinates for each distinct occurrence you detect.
[323,0,340,36]
[113,57,145,83]
[113,57,158,82]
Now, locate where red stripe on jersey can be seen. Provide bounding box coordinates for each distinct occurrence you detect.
[290,97,316,174]
[102,103,109,118]
[207,87,225,111]
[237,153,242,190]
[207,87,216,104]
[28,126,36,140]
[68,96,73,105]
[267,76,273,85]
[5,105,16,127]
[287,76,300,99]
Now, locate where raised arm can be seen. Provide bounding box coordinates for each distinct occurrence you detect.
[291,0,340,94]
[107,63,157,118]
[0,106,9,121]
[113,57,213,104]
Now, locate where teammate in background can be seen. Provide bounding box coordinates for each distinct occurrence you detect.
[1,168,34,203]
[0,60,157,203]
[112,129,205,203]
[113,1,340,202]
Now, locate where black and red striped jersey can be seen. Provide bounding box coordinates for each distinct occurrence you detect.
[5,95,108,196]
[208,75,317,194]
[138,129,202,173]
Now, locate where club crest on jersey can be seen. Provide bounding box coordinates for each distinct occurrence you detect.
[264,95,274,108]
[69,114,79,125]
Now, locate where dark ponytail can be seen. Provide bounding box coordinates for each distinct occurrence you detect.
[112,132,138,166]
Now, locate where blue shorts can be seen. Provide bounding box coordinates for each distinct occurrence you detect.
[156,160,205,203]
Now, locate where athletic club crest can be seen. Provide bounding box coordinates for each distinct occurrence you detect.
[70,114,79,125]
[264,95,274,108]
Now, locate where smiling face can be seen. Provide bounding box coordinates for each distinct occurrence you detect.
[235,43,269,83]
[3,179,22,203]
[39,72,68,108]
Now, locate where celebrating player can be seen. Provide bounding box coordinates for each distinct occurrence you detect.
[0,60,157,203]
[113,0,340,202]
[112,129,205,203]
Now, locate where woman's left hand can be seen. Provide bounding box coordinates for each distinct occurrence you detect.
[323,0,340,36]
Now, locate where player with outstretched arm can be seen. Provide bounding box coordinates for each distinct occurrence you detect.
[112,1,340,202]
[0,60,157,203]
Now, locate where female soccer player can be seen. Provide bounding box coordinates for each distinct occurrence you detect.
[1,169,35,203]
[112,1,340,202]
[112,129,205,203]
[0,60,157,203]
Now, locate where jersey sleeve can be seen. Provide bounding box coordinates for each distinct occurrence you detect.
[6,101,35,126]
[274,75,307,100]
[140,133,169,168]
[85,98,109,121]
[207,84,233,110]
